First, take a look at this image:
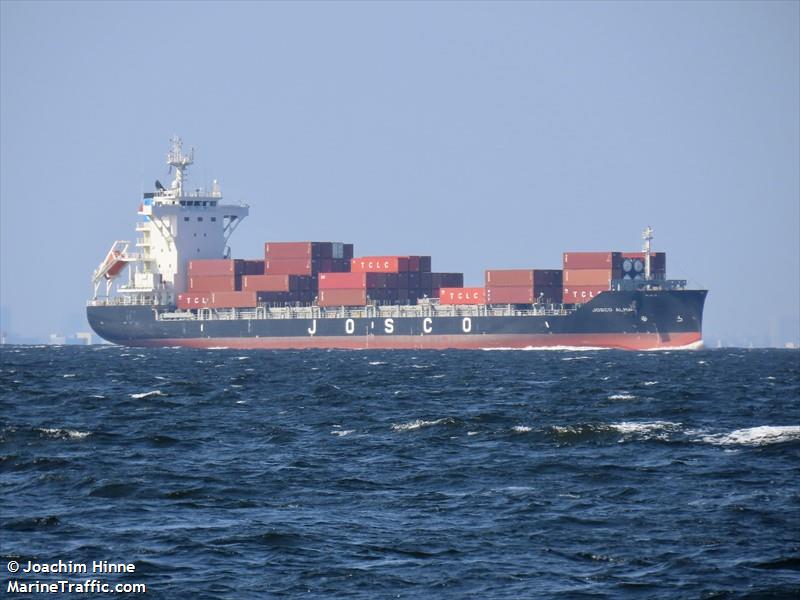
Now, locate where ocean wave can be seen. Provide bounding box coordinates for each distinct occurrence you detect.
[369,361,387,366]
[701,426,800,447]
[511,425,533,433]
[548,421,682,443]
[391,418,453,432]
[130,390,166,399]
[609,421,682,436]
[332,429,355,437]
[37,428,91,440]
[608,393,637,400]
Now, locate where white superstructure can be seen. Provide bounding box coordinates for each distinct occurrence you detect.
[92,137,248,304]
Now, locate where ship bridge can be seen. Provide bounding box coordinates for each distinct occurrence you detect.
[91,137,249,305]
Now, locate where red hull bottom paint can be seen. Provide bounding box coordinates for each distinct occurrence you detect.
[132,332,703,351]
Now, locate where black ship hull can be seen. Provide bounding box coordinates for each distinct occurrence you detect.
[87,290,707,350]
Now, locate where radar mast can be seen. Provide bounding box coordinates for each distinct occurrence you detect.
[642,226,654,280]
[167,135,194,196]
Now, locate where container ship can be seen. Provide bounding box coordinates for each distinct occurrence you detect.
[86,138,707,350]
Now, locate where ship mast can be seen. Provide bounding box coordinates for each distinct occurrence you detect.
[167,135,194,197]
[642,226,653,280]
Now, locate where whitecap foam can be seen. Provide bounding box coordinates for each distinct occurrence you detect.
[608,393,637,400]
[332,429,354,437]
[643,381,658,386]
[467,431,479,436]
[236,356,249,360]
[511,425,532,433]
[701,426,800,446]
[62,374,76,378]
[642,340,704,351]
[369,361,387,366]
[391,418,450,432]
[38,428,91,440]
[610,421,681,435]
[130,390,165,399]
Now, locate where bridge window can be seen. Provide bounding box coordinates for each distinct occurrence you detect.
[197,217,203,222]
[184,217,189,221]
[211,217,216,222]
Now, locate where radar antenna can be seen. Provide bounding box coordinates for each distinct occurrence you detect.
[642,226,654,280]
[166,135,194,196]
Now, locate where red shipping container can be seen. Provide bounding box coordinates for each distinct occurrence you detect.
[350,256,410,273]
[562,252,623,270]
[439,287,486,305]
[562,285,608,304]
[177,293,213,309]
[318,272,398,289]
[209,291,257,308]
[563,269,620,286]
[485,269,533,287]
[243,274,310,292]
[486,286,534,304]
[264,242,334,259]
[188,259,247,277]
[264,258,314,275]
[318,288,368,307]
[485,269,563,287]
[189,275,241,292]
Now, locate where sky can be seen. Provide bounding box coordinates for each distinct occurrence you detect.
[1,0,798,346]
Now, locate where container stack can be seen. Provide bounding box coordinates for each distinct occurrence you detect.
[242,274,316,305]
[188,258,263,291]
[484,269,563,304]
[264,242,353,276]
[561,252,623,303]
[318,272,402,306]
[315,255,463,306]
